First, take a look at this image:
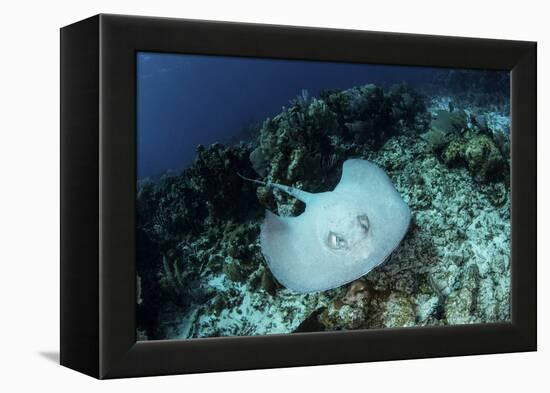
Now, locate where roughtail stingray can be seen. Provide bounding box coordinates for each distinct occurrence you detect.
[242,159,411,293]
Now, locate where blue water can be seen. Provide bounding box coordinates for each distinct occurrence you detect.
[137,52,509,179]
[136,52,450,179]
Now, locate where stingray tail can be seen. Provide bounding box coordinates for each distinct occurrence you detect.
[237,173,312,204]
[237,173,267,187]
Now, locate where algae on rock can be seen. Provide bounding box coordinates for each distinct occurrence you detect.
[442,134,506,183]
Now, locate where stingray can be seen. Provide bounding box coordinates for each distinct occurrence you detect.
[240,159,411,293]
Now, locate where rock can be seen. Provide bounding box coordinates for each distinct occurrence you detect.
[293,307,327,333]
[212,296,227,315]
[319,301,369,330]
[256,185,276,211]
[342,279,372,304]
[464,135,505,182]
[485,182,508,207]
[445,264,481,325]
[381,292,416,328]
[318,280,373,330]
[442,139,465,166]
[223,256,245,282]
[260,268,278,296]
[442,134,505,183]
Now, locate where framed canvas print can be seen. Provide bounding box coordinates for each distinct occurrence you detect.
[60,14,536,379]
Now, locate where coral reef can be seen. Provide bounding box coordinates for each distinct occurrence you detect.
[136,83,510,340]
[442,134,506,183]
[421,107,509,184]
[248,84,430,215]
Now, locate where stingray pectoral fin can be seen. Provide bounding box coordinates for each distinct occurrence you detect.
[260,207,337,293]
[335,159,392,197]
[260,210,306,291]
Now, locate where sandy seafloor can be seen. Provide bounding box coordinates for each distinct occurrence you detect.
[136,89,511,340]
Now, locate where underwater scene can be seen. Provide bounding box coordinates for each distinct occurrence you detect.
[136,52,511,340]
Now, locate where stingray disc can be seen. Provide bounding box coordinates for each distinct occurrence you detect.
[260,159,411,293]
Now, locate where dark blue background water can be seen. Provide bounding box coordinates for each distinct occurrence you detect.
[137,52,442,179]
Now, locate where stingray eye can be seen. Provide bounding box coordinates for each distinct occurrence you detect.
[357,214,370,232]
[327,231,347,250]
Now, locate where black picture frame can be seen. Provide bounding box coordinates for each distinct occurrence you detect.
[60,14,537,379]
